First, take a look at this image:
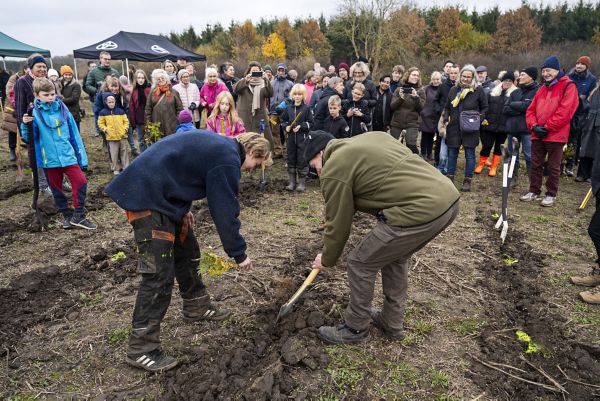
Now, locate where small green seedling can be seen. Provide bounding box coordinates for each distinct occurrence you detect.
[503,256,519,266]
[197,252,236,276]
[492,212,500,219]
[283,218,298,226]
[516,330,542,354]
[111,251,127,262]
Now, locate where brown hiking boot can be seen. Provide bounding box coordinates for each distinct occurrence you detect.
[570,272,600,287]
[579,286,600,304]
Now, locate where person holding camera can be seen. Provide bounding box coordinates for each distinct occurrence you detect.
[173,69,201,128]
[390,67,425,154]
[234,61,274,147]
[520,56,579,207]
[342,83,371,136]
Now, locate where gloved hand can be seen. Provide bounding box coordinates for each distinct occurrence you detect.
[532,125,548,139]
[188,103,196,111]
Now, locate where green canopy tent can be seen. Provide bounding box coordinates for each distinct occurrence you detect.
[0,32,52,70]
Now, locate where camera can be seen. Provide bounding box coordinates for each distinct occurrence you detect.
[251,71,263,78]
[401,87,413,94]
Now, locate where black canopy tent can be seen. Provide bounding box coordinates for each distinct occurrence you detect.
[0,31,52,70]
[72,31,206,82]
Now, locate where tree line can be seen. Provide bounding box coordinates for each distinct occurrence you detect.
[166,1,600,77]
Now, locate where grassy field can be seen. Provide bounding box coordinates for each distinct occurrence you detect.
[0,109,599,401]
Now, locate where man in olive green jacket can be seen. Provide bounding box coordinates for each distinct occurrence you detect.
[305,130,460,344]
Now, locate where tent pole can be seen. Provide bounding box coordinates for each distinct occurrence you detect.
[49,58,54,69]
[125,58,130,84]
[121,60,125,76]
[2,57,6,70]
[73,58,79,82]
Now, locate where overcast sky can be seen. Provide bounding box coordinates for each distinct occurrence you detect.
[1,0,580,57]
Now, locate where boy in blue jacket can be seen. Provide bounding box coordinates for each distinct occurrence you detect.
[21,78,96,230]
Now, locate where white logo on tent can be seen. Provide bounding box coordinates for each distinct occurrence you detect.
[151,45,169,54]
[96,41,118,50]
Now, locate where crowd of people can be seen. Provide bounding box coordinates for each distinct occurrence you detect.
[2,49,600,373]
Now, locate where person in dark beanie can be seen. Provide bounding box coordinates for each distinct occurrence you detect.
[503,67,540,188]
[520,55,579,207]
[338,63,350,82]
[568,56,598,178]
[304,130,460,344]
[105,131,270,372]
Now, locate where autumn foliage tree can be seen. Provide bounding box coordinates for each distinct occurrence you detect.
[262,32,286,61]
[380,7,429,70]
[425,8,462,56]
[491,7,542,53]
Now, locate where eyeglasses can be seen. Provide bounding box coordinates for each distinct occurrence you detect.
[353,72,365,76]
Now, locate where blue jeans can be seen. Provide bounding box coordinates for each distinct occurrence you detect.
[136,125,147,152]
[437,138,448,174]
[508,133,531,169]
[447,146,476,178]
[127,126,137,151]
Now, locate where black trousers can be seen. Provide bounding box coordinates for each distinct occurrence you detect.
[589,198,600,264]
[8,131,16,150]
[287,132,307,169]
[420,132,435,158]
[577,157,593,180]
[127,210,206,355]
[480,130,507,157]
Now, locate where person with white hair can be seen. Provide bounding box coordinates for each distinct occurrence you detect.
[344,61,377,109]
[198,67,228,127]
[145,69,183,137]
[173,69,201,127]
[442,64,488,192]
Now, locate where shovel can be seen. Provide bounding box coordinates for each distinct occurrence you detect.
[494,138,519,244]
[578,188,593,212]
[275,268,320,324]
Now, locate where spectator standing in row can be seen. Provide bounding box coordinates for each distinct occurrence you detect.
[235,62,274,146]
[82,60,97,109]
[434,64,459,172]
[130,70,151,152]
[420,71,442,161]
[98,93,130,175]
[520,56,579,207]
[390,65,405,95]
[504,67,540,187]
[578,84,600,183]
[390,67,425,153]
[269,63,293,158]
[206,91,246,137]
[145,69,183,137]
[322,95,349,138]
[476,65,495,95]
[344,62,377,110]
[219,62,239,103]
[199,67,228,127]
[304,71,318,103]
[86,52,119,137]
[58,66,82,132]
[343,83,370,136]
[314,77,345,130]
[443,64,488,192]
[477,71,517,177]
[173,69,201,128]
[372,75,391,132]
[0,68,10,105]
[568,56,597,178]
[338,63,350,83]
[163,60,178,85]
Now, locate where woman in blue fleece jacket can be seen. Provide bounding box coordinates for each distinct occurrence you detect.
[104,131,270,372]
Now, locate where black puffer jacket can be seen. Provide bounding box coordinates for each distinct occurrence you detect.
[342,99,371,136]
[323,115,349,138]
[420,84,440,133]
[483,85,517,133]
[503,82,540,134]
[280,102,314,133]
[434,78,455,114]
[444,85,488,148]
[344,79,378,109]
[313,87,339,130]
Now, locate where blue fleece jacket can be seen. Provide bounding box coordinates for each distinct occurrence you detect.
[568,70,597,98]
[105,130,247,262]
[175,122,196,133]
[20,98,88,169]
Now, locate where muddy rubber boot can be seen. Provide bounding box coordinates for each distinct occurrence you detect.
[474,155,488,174]
[182,295,230,322]
[460,177,472,192]
[285,168,296,191]
[488,154,502,177]
[9,148,16,162]
[296,168,308,192]
[485,157,492,167]
[579,286,600,304]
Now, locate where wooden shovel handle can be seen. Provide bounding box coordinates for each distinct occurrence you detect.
[283,268,320,307]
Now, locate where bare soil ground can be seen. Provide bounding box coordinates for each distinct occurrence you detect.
[1,113,599,401]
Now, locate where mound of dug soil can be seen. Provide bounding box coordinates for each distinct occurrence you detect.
[160,243,344,401]
[470,208,600,400]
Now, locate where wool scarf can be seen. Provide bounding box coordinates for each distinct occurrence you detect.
[153,83,172,100]
[248,77,265,116]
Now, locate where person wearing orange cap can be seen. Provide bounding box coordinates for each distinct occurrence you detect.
[567,56,597,178]
[58,65,82,131]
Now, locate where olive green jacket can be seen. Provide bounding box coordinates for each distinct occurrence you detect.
[320,131,460,267]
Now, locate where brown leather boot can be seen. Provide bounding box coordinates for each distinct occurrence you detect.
[488,154,502,177]
[571,271,600,287]
[474,155,488,174]
[579,286,600,304]
[460,177,472,192]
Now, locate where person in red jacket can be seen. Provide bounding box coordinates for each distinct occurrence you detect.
[520,56,579,207]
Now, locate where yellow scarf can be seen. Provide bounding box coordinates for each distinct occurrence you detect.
[450,87,474,108]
